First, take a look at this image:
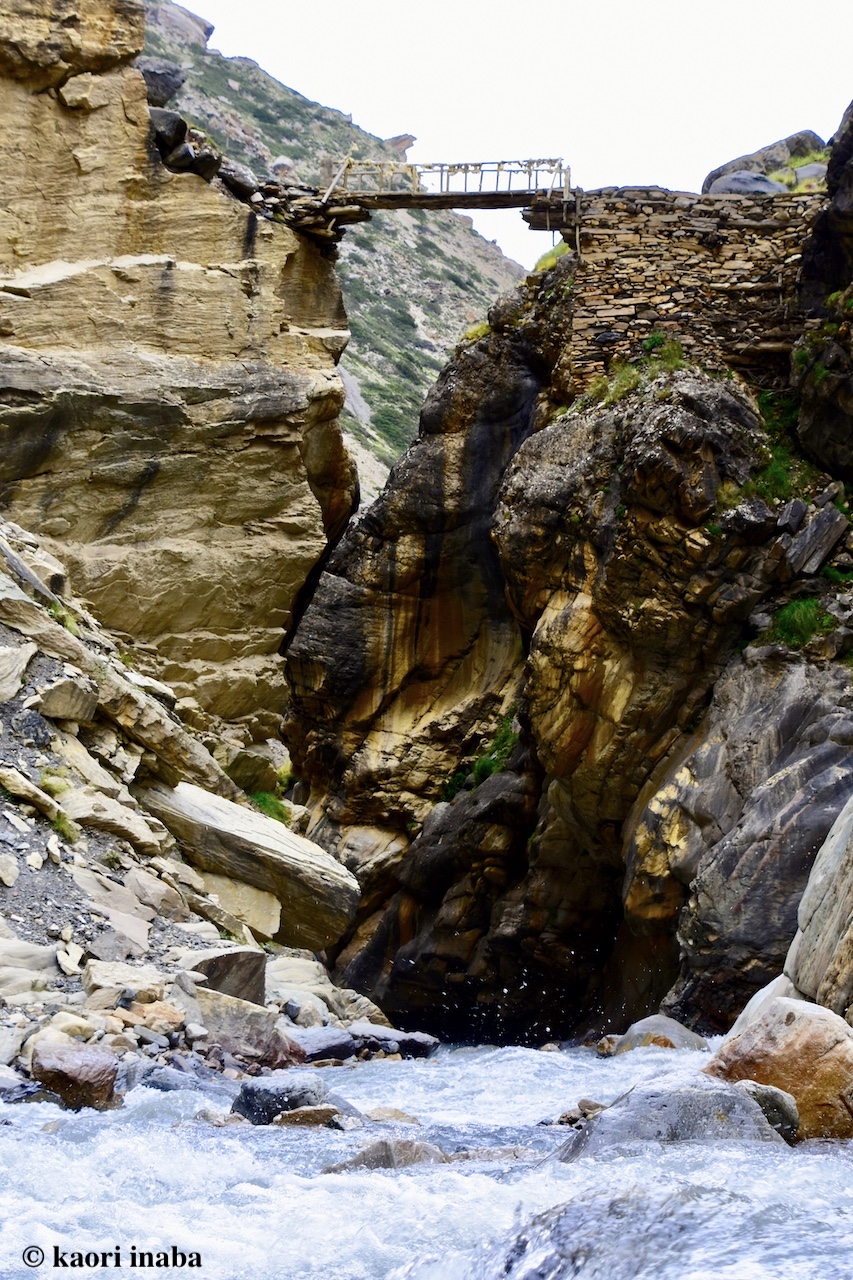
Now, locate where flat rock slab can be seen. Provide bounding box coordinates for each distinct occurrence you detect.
[0,641,36,701]
[140,781,360,949]
[346,1019,439,1058]
[281,1024,358,1062]
[555,1076,783,1162]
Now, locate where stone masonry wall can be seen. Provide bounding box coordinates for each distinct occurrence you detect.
[529,188,825,390]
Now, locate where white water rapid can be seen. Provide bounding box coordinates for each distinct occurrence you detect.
[1,1043,851,1280]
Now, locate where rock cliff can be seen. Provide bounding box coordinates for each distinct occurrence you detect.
[0,0,357,732]
[286,102,853,1040]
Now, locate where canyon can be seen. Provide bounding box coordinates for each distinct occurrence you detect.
[1,0,853,1071]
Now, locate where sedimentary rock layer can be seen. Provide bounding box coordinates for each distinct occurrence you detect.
[0,0,357,728]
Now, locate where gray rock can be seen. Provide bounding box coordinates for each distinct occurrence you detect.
[644,654,853,1029]
[148,107,187,154]
[786,506,849,575]
[187,947,266,1007]
[139,1066,203,1093]
[323,1138,450,1173]
[346,1019,439,1058]
[708,171,789,195]
[164,142,196,172]
[281,1025,358,1062]
[794,163,828,185]
[603,1014,708,1055]
[218,158,260,201]
[786,789,853,1014]
[777,498,808,535]
[734,1079,799,1142]
[135,56,186,107]
[702,130,825,193]
[555,1076,784,1162]
[230,1070,327,1125]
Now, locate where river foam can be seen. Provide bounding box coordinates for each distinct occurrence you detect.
[1,1044,850,1280]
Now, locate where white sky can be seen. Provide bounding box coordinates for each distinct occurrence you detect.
[186,0,853,268]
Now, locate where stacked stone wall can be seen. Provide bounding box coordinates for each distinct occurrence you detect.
[536,188,825,388]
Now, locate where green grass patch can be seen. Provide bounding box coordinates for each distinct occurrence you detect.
[584,341,686,408]
[251,792,292,825]
[534,241,570,272]
[48,602,80,636]
[440,770,468,802]
[461,319,490,344]
[471,714,519,785]
[771,599,835,648]
[739,390,820,504]
[50,812,79,844]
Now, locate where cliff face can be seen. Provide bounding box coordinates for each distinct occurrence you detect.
[142,0,524,489]
[0,0,357,733]
[286,118,853,1039]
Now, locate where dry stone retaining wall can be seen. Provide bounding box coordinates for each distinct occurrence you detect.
[536,188,825,388]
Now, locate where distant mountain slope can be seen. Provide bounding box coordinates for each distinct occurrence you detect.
[144,1,524,496]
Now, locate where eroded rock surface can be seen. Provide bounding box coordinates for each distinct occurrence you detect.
[0,0,357,729]
[706,996,853,1140]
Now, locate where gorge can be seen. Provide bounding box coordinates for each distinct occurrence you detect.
[2,2,853,1278]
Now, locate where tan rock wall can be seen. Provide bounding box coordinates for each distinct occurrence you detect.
[0,13,357,729]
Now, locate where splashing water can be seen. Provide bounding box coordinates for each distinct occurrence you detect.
[1,1044,850,1280]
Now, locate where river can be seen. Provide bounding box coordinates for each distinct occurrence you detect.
[1,1043,851,1279]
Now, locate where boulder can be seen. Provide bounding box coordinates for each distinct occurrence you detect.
[705,996,853,1139]
[272,1104,341,1127]
[184,947,267,1007]
[785,789,853,1018]
[197,870,281,940]
[140,782,360,949]
[708,171,789,195]
[734,1079,799,1143]
[193,987,303,1068]
[345,1019,439,1058]
[726,975,804,1039]
[134,55,186,106]
[30,1040,118,1110]
[30,675,98,722]
[218,158,261,202]
[279,1024,358,1062]
[555,1076,783,1162]
[62,788,169,858]
[0,938,61,997]
[82,959,166,1003]
[323,1138,450,1173]
[231,1070,327,1124]
[0,642,36,700]
[600,1014,708,1056]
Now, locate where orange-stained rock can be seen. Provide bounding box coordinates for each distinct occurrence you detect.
[31,1039,118,1110]
[704,996,853,1140]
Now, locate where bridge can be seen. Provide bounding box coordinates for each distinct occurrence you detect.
[317,158,572,211]
[277,158,574,240]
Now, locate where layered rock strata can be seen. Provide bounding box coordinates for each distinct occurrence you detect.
[0,0,357,730]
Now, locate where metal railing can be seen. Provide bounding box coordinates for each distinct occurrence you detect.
[320,158,571,204]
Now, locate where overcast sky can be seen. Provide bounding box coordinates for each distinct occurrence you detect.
[186,0,853,268]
